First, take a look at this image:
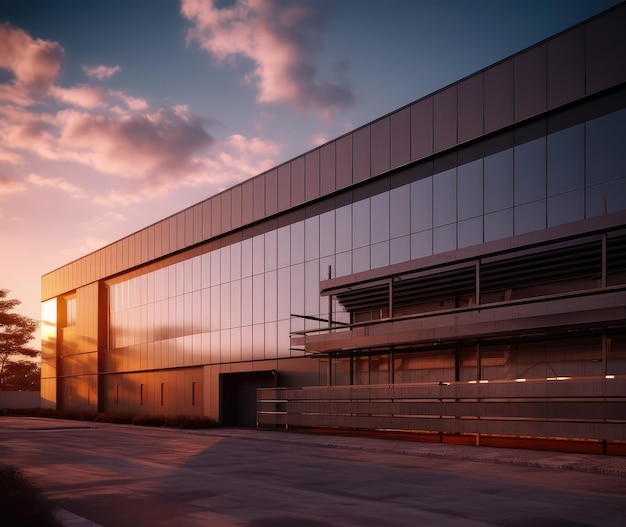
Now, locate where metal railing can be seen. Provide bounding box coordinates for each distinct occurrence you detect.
[257,376,626,445]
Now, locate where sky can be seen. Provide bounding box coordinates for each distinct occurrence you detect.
[0,0,621,350]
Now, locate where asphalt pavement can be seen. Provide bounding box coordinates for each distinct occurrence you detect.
[2,417,625,527]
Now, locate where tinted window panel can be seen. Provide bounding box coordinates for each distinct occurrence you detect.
[586,178,626,217]
[410,177,433,232]
[514,137,546,205]
[484,149,513,213]
[352,199,370,249]
[458,216,483,249]
[319,211,335,257]
[458,159,483,220]
[370,191,389,244]
[390,235,411,265]
[586,109,626,186]
[547,124,584,196]
[335,204,352,252]
[433,168,456,227]
[434,224,456,253]
[484,208,513,242]
[514,200,546,235]
[390,185,411,238]
[547,190,584,227]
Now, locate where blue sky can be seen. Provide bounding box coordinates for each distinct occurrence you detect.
[0,0,621,347]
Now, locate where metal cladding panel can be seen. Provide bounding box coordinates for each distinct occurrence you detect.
[221,191,232,232]
[410,97,433,161]
[210,195,221,238]
[390,107,411,168]
[201,199,212,239]
[277,163,291,211]
[515,44,547,120]
[336,135,353,189]
[458,74,484,143]
[586,3,626,95]
[253,175,265,222]
[291,156,305,206]
[484,59,514,133]
[434,85,458,151]
[371,117,391,177]
[547,26,585,109]
[230,185,242,229]
[353,126,370,183]
[241,179,253,225]
[320,142,336,195]
[265,168,278,216]
[305,150,320,201]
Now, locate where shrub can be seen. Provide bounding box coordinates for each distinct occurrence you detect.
[0,464,63,527]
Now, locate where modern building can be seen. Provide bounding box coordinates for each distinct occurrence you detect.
[42,4,625,450]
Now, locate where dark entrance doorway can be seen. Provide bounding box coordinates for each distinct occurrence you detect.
[219,370,278,427]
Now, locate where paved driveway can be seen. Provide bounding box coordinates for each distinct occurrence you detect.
[1,417,625,527]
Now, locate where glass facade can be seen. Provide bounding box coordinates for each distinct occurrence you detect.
[107,107,626,369]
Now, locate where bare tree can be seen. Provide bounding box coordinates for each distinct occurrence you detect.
[0,290,38,390]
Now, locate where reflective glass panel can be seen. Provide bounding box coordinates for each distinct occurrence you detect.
[586,109,626,186]
[514,137,546,205]
[371,241,390,269]
[352,198,370,248]
[484,208,513,242]
[277,267,290,319]
[305,260,319,316]
[411,230,433,259]
[230,242,242,280]
[390,235,410,265]
[370,191,390,244]
[390,185,410,238]
[265,270,277,321]
[434,223,456,253]
[230,280,241,327]
[458,216,483,248]
[277,226,290,269]
[484,149,513,213]
[305,216,320,261]
[547,124,584,196]
[253,235,265,275]
[319,211,335,257]
[335,204,352,252]
[290,221,305,265]
[220,245,231,283]
[253,274,265,324]
[241,239,252,278]
[458,159,483,220]
[290,263,305,317]
[410,177,433,232]
[336,251,352,277]
[514,199,546,235]
[352,246,370,273]
[241,277,252,326]
[433,168,456,227]
[547,190,584,227]
[265,231,277,271]
[586,178,626,217]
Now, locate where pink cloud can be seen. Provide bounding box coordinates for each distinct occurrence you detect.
[0,21,284,206]
[26,173,85,198]
[50,85,108,109]
[0,23,63,97]
[58,106,214,180]
[83,64,122,80]
[180,0,353,116]
[0,174,26,195]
